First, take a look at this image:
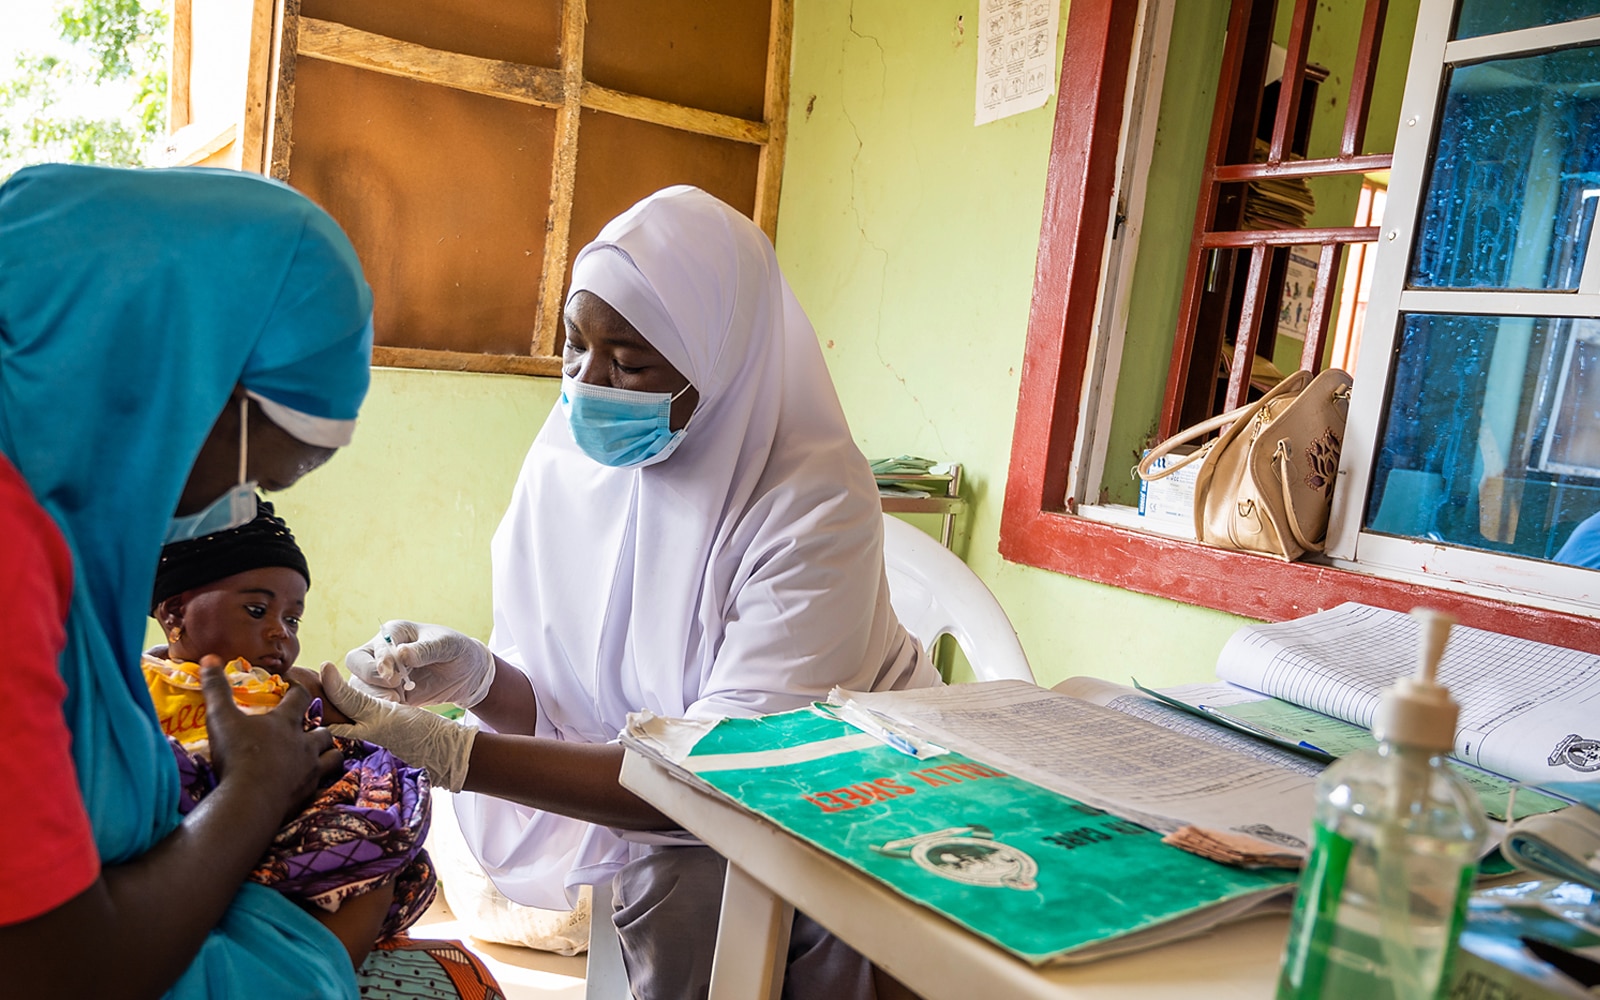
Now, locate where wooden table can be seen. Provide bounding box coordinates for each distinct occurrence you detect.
[619,750,1291,1000]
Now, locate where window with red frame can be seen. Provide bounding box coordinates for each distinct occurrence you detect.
[999,0,1600,652]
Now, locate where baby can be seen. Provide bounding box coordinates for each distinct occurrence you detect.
[145,501,435,967]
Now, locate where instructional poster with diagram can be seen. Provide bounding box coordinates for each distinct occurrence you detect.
[975,0,1059,126]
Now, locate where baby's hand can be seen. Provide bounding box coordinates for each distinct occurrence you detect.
[286,664,352,725]
[202,661,340,817]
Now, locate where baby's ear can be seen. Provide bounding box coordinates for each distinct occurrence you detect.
[154,595,186,631]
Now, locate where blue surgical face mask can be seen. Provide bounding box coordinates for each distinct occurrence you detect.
[561,374,693,468]
[166,396,260,544]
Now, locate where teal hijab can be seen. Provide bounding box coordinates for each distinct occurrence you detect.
[0,164,373,998]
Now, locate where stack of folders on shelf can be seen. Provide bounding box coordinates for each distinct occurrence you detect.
[1243,139,1317,230]
[870,455,944,498]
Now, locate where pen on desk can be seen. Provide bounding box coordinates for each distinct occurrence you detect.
[830,698,947,760]
[1200,704,1327,756]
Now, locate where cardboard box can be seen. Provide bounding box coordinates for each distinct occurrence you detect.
[1138,447,1200,538]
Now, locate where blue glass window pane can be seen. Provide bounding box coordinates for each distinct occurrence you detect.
[1408,46,1600,290]
[1367,313,1600,567]
[1455,0,1600,40]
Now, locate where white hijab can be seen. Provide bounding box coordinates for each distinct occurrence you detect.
[455,186,939,907]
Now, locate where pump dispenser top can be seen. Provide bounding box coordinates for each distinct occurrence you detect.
[1371,609,1459,752]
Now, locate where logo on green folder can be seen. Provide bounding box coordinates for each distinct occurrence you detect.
[1548,734,1600,772]
[872,825,1039,890]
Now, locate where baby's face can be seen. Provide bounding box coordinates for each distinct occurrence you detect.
[174,566,307,674]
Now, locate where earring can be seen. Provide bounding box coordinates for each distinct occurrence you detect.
[168,626,183,644]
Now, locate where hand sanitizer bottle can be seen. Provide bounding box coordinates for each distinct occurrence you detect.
[1276,609,1489,1000]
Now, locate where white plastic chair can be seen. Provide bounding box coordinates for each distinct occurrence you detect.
[880,513,1034,682]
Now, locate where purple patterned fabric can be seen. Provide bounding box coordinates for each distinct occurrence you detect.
[167,701,436,939]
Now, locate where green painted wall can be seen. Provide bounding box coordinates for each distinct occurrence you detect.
[274,368,559,664]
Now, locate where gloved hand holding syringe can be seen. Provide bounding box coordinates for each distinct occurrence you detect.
[344,620,497,708]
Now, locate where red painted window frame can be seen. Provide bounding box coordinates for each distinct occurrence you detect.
[998,0,1600,652]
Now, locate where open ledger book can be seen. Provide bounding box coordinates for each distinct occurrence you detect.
[1131,602,1595,821]
[623,684,1304,966]
[1213,602,1600,784]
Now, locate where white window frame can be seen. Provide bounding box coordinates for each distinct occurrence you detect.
[1067,0,1177,508]
[1326,0,1600,616]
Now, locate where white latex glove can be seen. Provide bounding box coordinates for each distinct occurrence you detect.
[344,620,496,708]
[320,662,479,793]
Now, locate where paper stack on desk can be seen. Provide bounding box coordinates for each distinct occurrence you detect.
[839,681,1315,867]
[623,694,1300,966]
[1450,880,1600,1000]
[870,455,944,497]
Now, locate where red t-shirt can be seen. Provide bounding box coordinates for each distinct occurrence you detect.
[0,453,100,925]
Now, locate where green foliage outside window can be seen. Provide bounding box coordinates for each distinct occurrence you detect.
[0,0,167,182]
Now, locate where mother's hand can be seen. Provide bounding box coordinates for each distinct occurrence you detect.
[344,619,496,708]
[202,660,342,818]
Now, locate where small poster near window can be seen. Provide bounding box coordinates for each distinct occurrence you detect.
[975,0,1058,126]
[1276,246,1320,342]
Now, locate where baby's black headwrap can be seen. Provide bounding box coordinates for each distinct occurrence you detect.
[151,500,310,613]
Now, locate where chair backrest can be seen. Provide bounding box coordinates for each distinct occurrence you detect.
[880,514,1033,682]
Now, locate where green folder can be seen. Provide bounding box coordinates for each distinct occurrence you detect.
[670,707,1298,965]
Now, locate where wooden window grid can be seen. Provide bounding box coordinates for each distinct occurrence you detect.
[1161,0,1394,435]
[262,0,794,377]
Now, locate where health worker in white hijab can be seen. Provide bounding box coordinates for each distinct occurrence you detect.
[322,186,941,999]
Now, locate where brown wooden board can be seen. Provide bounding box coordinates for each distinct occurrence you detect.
[277,0,786,368]
[288,59,556,355]
[300,0,559,71]
[583,0,770,122]
[566,109,760,296]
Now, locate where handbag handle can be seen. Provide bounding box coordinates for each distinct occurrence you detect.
[1272,440,1325,553]
[1135,415,1226,481]
[1136,373,1310,482]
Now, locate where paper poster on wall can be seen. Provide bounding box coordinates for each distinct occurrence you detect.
[1275,246,1321,341]
[974,0,1058,126]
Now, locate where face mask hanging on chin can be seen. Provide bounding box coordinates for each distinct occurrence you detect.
[561,374,692,468]
[165,396,260,544]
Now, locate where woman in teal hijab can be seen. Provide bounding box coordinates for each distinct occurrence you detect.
[0,164,374,998]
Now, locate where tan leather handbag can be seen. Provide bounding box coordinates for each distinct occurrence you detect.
[1137,369,1353,561]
